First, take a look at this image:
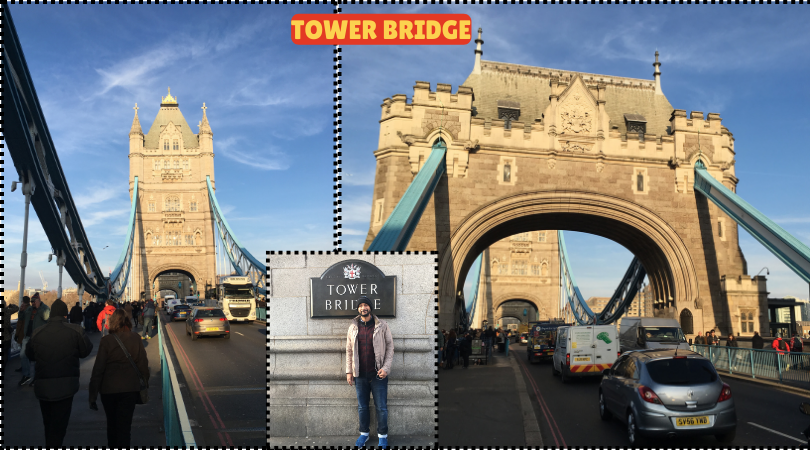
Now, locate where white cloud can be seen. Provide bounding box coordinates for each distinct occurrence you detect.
[216,137,290,171]
[341,197,373,225]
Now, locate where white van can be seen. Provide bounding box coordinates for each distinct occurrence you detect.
[619,317,690,353]
[552,324,620,383]
[166,298,187,313]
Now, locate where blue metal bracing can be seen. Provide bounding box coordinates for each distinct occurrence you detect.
[464,253,484,327]
[5,8,106,296]
[206,176,266,296]
[107,178,138,299]
[694,161,810,284]
[368,140,447,252]
[558,231,646,325]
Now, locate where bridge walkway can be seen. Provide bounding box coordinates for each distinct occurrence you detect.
[2,321,165,446]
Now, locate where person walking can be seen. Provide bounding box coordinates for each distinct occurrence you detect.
[15,298,30,372]
[97,300,117,337]
[123,302,134,328]
[141,299,156,340]
[89,309,149,447]
[25,299,93,447]
[459,332,473,369]
[437,329,445,369]
[69,302,83,326]
[445,330,457,369]
[345,296,394,448]
[485,326,495,357]
[505,330,511,356]
[726,334,740,371]
[20,293,51,386]
[752,331,764,349]
[2,298,20,372]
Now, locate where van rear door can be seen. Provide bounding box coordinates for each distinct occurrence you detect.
[569,326,595,369]
[593,325,619,370]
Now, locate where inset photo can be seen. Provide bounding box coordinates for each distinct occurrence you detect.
[268,252,437,448]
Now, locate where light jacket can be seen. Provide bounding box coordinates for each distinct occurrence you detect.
[96,305,117,332]
[346,315,394,377]
[23,303,50,336]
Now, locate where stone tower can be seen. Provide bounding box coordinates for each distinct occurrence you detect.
[128,89,217,300]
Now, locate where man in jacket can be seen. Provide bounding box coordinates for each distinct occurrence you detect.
[752,331,764,349]
[2,298,20,372]
[141,298,156,339]
[20,293,51,386]
[26,299,93,447]
[69,302,83,325]
[15,297,31,372]
[694,331,706,345]
[345,296,394,448]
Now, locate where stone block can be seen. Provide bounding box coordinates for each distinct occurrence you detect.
[402,264,437,295]
[271,267,325,297]
[269,406,308,436]
[372,265,404,294]
[374,253,436,266]
[385,294,432,335]
[268,297,308,336]
[267,254,307,270]
[276,352,343,376]
[307,253,376,269]
[402,348,435,380]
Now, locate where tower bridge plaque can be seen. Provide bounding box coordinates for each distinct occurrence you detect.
[310,259,397,318]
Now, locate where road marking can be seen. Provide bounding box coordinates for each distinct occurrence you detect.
[748,422,806,444]
[234,332,245,337]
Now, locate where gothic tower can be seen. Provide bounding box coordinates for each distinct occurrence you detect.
[129,89,217,300]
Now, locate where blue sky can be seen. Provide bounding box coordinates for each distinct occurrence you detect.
[340,5,810,303]
[4,4,333,291]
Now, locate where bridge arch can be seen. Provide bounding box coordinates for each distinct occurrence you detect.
[440,190,700,329]
[149,263,202,297]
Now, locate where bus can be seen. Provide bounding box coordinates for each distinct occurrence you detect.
[217,276,257,323]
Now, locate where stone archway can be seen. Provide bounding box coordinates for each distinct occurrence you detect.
[439,190,700,330]
[149,263,202,299]
[493,297,540,325]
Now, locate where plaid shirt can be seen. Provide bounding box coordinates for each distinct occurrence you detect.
[357,318,376,375]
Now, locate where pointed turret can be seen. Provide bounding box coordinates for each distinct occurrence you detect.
[199,102,213,135]
[130,103,143,136]
[653,51,662,95]
[472,28,484,75]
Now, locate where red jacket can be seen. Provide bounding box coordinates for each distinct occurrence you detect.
[772,337,789,354]
[96,305,117,332]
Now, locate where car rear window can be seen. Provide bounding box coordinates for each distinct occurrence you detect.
[196,309,226,318]
[646,358,717,385]
[175,305,190,310]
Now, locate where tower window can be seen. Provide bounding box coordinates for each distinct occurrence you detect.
[163,160,170,169]
[190,201,198,212]
[511,260,527,276]
[148,202,155,212]
[183,160,189,170]
[637,172,644,192]
[164,140,169,151]
[531,264,540,276]
[154,161,160,171]
[718,221,723,238]
[538,232,546,243]
[173,139,179,151]
[504,164,511,183]
[165,196,180,212]
[173,160,180,169]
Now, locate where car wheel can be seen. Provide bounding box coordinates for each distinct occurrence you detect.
[191,333,198,341]
[599,391,612,421]
[626,410,646,446]
[224,333,230,339]
[715,428,736,443]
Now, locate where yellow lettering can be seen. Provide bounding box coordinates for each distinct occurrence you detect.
[384,20,397,39]
[427,20,441,40]
[399,20,414,40]
[414,20,426,39]
[305,20,323,40]
[363,20,377,40]
[349,20,361,39]
[291,20,305,40]
[459,20,471,40]
[324,20,347,40]
[442,20,457,40]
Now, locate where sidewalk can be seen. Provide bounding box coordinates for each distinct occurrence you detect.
[268,436,436,447]
[438,349,542,447]
[3,322,165,447]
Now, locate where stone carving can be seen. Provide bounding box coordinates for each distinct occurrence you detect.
[560,141,591,153]
[558,86,595,135]
[397,131,416,146]
[720,159,736,171]
[464,139,480,152]
[668,156,681,169]
[548,157,556,170]
[684,135,714,161]
[596,160,605,173]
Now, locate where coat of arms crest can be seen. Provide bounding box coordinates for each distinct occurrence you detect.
[344,263,361,280]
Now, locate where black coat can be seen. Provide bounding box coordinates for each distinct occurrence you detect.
[89,329,149,403]
[69,305,83,324]
[726,339,739,347]
[459,337,473,356]
[26,317,93,401]
[752,334,764,349]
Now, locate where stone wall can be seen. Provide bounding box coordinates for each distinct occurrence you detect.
[268,252,437,439]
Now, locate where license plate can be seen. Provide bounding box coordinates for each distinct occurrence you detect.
[676,416,709,427]
[205,327,222,331]
[574,356,591,362]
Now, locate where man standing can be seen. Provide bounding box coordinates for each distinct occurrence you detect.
[20,293,50,386]
[752,331,764,349]
[346,296,394,448]
[26,299,94,446]
[694,331,706,345]
[141,298,156,340]
[69,302,83,325]
[2,298,20,372]
[15,298,31,372]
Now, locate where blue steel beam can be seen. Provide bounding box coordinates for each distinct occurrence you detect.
[694,161,810,284]
[107,177,139,299]
[367,140,447,252]
[558,231,595,324]
[464,253,484,327]
[206,177,266,296]
[594,257,646,324]
[5,8,106,296]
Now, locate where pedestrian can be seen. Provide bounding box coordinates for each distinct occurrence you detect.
[141,298,156,340]
[345,296,394,448]
[69,302,83,325]
[20,293,51,386]
[460,332,473,369]
[97,300,117,337]
[446,330,457,369]
[437,329,445,369]
[485,326,495,357]
[123,302,134,328]
[505,330,511,356]
[752,331,764,349]
[773,334,790,354]
[89,309,149,447]
[2,298,20,372]
[694,331,706,345]
[83,303,94,333]
[15,297,30,372]
[26,298,93,447]
[726,334,739,347]
[791,333,804,353]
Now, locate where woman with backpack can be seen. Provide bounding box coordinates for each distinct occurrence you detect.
[96,300,118,337]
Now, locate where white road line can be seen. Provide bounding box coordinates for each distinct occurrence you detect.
[234,332,245,337]
[748,422,806,444]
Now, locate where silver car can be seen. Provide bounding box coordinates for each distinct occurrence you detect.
[598,349,736,445]
[185,307,231,340]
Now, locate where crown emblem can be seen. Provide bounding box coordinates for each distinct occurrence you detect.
[161,87,178,105]
[344,264,361,280]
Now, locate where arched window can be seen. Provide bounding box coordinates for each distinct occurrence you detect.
[164,140,169,151]
[541,261,549,277]
[165,196,180,212]
[679,309,694,335]
[173,139,179,151]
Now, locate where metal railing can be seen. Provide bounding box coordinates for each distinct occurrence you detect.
[159,320,197,446]
[691,344,810,385]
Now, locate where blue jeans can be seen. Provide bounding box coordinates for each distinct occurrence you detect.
[21,336,34,378]
[354,374,389,435]
[142,316,154,338]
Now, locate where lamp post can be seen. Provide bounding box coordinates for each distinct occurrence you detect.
[13,174,36,305]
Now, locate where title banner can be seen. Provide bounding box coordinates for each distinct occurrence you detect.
[291,14,472,45]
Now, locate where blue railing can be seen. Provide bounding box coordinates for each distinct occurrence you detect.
[465,253,484,327]
[107,177,138,299]
[159,321,197,446]
[692,344,810,385]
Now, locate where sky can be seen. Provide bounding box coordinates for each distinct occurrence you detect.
[340,4,810,305]
[4,4,333,292]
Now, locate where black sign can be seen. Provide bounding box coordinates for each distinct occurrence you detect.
[310,259,397,318]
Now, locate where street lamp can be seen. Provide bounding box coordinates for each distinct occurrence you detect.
[756,267,770,277]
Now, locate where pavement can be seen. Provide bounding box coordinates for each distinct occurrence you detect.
[268,436,436,447]
[2,320,165,447]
